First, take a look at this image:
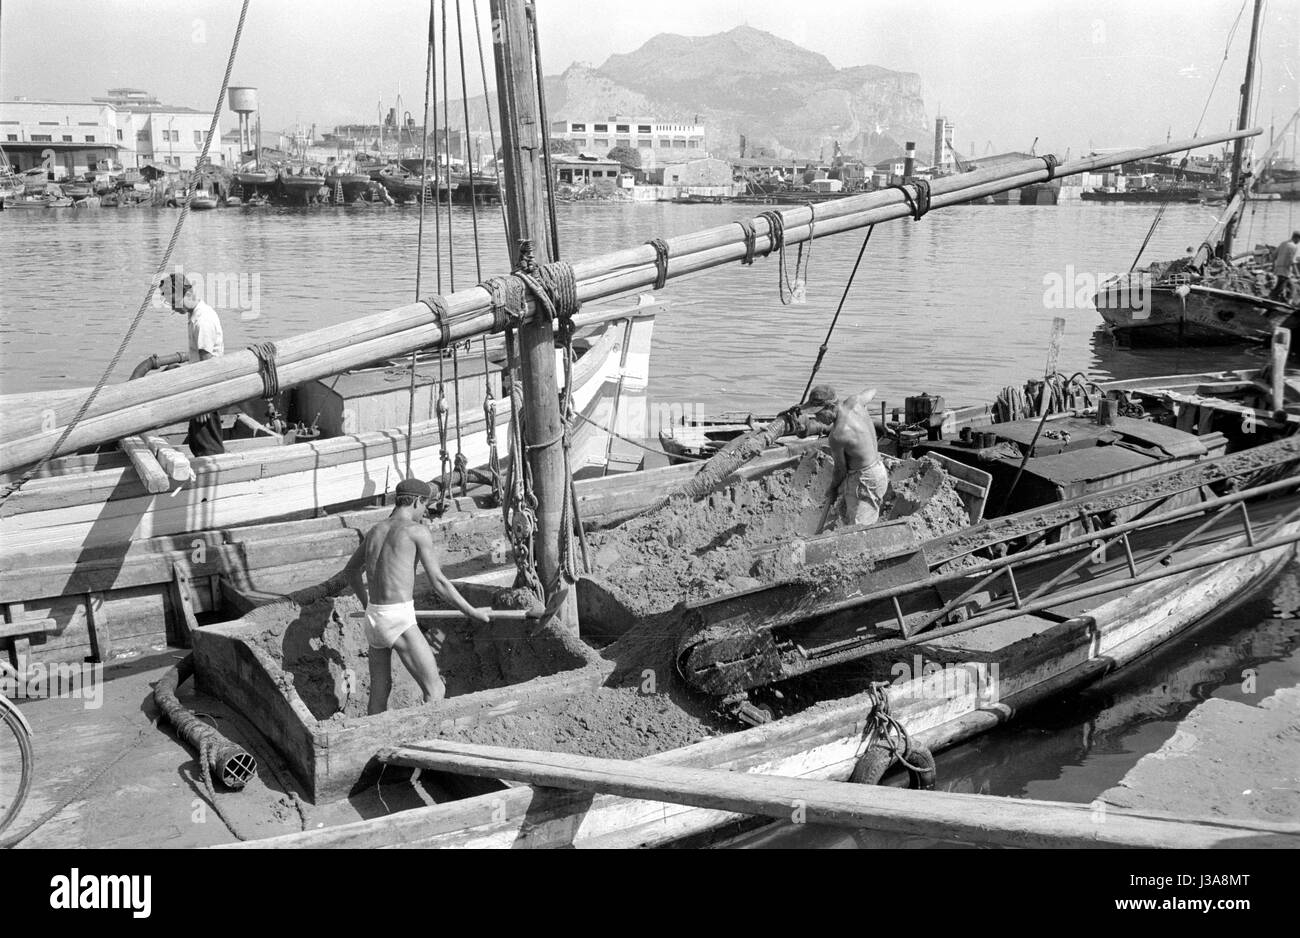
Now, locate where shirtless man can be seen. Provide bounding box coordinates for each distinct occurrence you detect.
[344,478,490,714]
[800,384,888,529]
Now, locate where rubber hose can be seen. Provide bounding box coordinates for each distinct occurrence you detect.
[849,740,936,790]
[129,351,186,381]
[154,654,257,789]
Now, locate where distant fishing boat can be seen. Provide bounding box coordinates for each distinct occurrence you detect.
[189,188,219,210]
[278,163,327,204]
[1094,0,1298,347]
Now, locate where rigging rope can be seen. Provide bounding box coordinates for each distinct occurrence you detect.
[801,225,874,402]
[529,5,562,261]
[0,0,252,506]
[407,0,437,479]
[456,0,502,506]
[471,0,510,236]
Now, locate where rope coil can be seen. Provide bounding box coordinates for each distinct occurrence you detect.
[480,274,527,332]
[246,341,280,400]
[514,260,582,330]
[737,218,758,266]
[420,293,453,346]
[889,179,932,221]
[646,238,670,290]
[1041,153,1059,180]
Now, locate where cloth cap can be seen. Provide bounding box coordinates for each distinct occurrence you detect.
[800,384,838,411]
[395,478,433,499]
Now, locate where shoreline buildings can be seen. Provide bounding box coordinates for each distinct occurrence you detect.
[1,88,221,176]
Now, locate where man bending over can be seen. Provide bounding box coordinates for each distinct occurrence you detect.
[344,478,490,713]
[800,385,888,530]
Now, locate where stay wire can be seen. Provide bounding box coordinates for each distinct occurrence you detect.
[408,0,437,478]
[0,0,252,506]
[801,225,874,403]
[471,0,510,245]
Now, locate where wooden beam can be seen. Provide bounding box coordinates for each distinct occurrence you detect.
[118,435,170,494]
[491,0,570,622]
[379,740,1300,849]
[144,434,194,483]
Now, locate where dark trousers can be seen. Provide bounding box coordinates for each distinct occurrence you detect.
[186,412,225,457]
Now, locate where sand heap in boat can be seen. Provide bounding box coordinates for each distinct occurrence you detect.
[237,449,969,759]
[584,450,970,619]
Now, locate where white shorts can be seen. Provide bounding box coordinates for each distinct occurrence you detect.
[841,461,889,526]
[363,600,417,649]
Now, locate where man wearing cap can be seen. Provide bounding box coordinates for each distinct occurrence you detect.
[1271,231,1299,303]
[344,478,490,714]
[159,272,225,457]
[801,385,889,529]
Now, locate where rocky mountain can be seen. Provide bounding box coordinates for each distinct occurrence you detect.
[458,26,929,163]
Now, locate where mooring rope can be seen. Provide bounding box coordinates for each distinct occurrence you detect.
[737,218,758,266]
[0,0,251,506]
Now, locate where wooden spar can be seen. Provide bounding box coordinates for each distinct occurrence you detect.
[1224,0,1265,258]
[118,436,170,494]
[0,126,1260,474]
[378,739,1300,848]
[490,0,569,608]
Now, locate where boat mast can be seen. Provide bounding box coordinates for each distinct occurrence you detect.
[490,0,571,610]
[1224,0,1265,257]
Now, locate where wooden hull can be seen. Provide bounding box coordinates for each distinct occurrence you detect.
[1095,276,1295,346]
[0,311,654,554]
[235,511,1298,848]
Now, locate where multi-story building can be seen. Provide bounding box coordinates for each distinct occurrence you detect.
[93,89,217,170]
[0,88,218,176]
[550,116,706,171]
[0,98,123,177]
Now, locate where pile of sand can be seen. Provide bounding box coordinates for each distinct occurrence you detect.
[585,451,970,618]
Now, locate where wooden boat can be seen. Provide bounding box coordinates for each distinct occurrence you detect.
[325,170,372,202]
[0,0,1279,849]
[278,164,327,203]
[189,188,219,210]
[1094,1,1299,347]
[167,367,1300,847]
[0,299,657,557]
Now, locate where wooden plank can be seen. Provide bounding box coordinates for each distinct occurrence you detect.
[0,617,59,639]
[379,739,1300,849]
[169,562,199,648]
[145,434,194,483]
[119,435,171,494]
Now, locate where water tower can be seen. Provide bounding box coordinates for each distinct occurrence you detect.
[227,86,258,156]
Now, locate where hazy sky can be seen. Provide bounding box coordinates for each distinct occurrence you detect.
[2,0,1296,156]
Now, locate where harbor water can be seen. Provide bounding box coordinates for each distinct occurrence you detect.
[2,198,1298,841]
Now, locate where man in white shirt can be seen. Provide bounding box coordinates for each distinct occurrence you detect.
[159,273,226,456]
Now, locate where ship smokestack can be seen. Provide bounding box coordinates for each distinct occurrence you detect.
[904,141,916,181]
